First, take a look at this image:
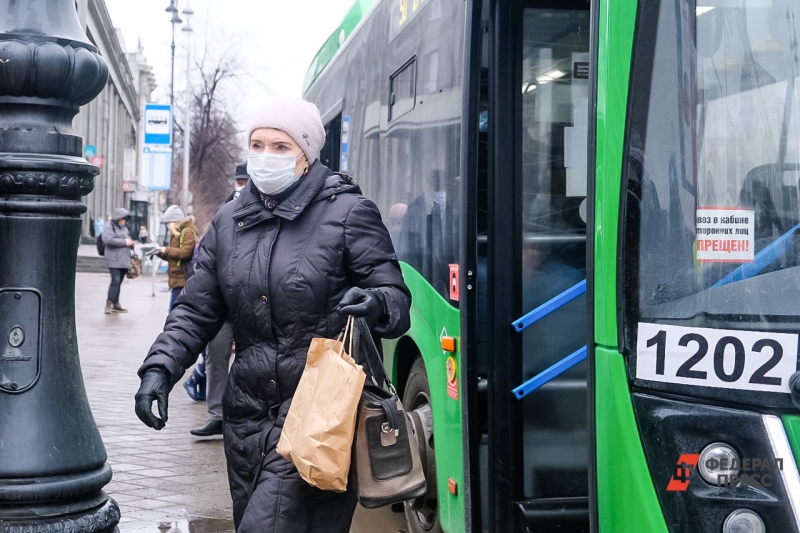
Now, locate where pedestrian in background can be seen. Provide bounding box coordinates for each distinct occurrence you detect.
[93,216,105,238]
[135,99,411,532]
[155,205,197,310]
[190,163,248,437]
[229,162,249,201]
[102,207,135,314]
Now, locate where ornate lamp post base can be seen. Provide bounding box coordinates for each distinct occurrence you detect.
[0,1,120,531]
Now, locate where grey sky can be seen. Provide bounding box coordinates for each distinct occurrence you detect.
[106,0,355,131]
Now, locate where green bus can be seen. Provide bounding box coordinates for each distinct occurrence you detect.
[304,0,800,531]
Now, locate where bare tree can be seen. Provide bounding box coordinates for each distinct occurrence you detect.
[173,41,244,233]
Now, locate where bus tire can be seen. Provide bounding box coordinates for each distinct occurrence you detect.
[403,358,442,533]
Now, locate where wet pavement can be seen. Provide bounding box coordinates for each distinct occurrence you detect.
[75,272,408,532]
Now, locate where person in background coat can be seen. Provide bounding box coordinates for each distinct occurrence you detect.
[189,162,249,437]
[230,162,249,200]
[156,205,197,310]
[135,99,411,532]
[102,207,135,314]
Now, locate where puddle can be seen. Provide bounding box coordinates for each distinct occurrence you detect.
[121,518,234,533]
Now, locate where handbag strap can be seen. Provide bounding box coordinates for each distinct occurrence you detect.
[354,317,402,431]
[176,228,194,267]
[352,317,392,390]
[379,396,400,431]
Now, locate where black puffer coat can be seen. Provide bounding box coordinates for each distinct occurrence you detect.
[139,162,411,531]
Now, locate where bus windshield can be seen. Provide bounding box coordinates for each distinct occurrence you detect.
[625,0,800,332]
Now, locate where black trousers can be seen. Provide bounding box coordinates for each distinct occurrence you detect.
[107,268,127,303]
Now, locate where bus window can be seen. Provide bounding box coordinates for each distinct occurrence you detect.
[519,6,589,500]
[389,57,417,122]
[624,0,800,337]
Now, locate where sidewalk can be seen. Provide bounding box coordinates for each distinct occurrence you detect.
[75,272,407,533]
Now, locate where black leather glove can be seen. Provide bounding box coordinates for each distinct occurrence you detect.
[338,287,386,327]
[790,372,800,411]
[135,369,170,430]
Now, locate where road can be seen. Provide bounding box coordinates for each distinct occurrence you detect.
[75,272,408,532]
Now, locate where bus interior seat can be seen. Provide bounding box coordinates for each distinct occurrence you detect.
[739,164,787,244]
[739,163,800,267]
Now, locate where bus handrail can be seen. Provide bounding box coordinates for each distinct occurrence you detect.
[512,346,588,400]
[511,280,588,399]
[712,222,800,288]
[511,279,586,332]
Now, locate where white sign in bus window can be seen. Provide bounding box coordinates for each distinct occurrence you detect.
[564,52,589,197]
[695,207,754,262]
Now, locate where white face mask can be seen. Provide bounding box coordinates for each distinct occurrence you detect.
[235,184,245,192]
[247,153,304,196]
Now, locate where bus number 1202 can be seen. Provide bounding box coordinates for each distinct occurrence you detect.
[636,323,797,394]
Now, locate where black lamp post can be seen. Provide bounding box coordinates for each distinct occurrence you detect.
[166,0,183,109]
[0,1,119,531]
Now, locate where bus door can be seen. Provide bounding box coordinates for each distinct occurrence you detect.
[478,0,592,530]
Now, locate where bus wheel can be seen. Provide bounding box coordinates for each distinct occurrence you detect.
[403,358,442,533]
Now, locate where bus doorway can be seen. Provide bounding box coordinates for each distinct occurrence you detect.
[479,1,591,530]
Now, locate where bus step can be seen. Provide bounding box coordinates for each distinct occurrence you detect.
[516,497,589,532]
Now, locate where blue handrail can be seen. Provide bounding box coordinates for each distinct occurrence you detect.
[712,222,800,288]
[512,346,588,400]
[511,279,586,332]
[510,279,588,399]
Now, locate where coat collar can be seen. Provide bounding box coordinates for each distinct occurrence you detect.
[232,162,360,227]
[168,215,196,237]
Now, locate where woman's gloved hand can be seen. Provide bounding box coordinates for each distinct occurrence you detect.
[135,369,170,430]
[338,287,386,327]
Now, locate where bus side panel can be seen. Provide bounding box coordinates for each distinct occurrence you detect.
[594,0,636,348]
[385,263,465,533]
[595,347,667,532]
[308,1,469,530]
[782,416,800,473]
[594,0,667,531]
[377,1,468,530]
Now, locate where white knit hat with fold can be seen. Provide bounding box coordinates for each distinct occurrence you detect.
[247,99,326,163]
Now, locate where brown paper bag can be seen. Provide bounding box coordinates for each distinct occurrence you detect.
[277,316,366,492]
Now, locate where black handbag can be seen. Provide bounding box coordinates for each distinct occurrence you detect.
[350,317,427,508]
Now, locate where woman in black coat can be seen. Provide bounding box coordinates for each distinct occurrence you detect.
[134,99,411,532]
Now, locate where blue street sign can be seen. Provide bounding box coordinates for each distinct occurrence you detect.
[144,104,172,145]
[83,145,97,158]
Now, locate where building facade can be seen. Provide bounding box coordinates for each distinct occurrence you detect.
[73,0,156,241]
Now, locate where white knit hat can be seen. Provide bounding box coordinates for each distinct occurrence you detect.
[247,99,326,163]
[163,205,184,223]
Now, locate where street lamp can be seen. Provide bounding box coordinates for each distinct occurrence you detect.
[0,0,119,531]
[165,0,182,109]
[181,3,194,213]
